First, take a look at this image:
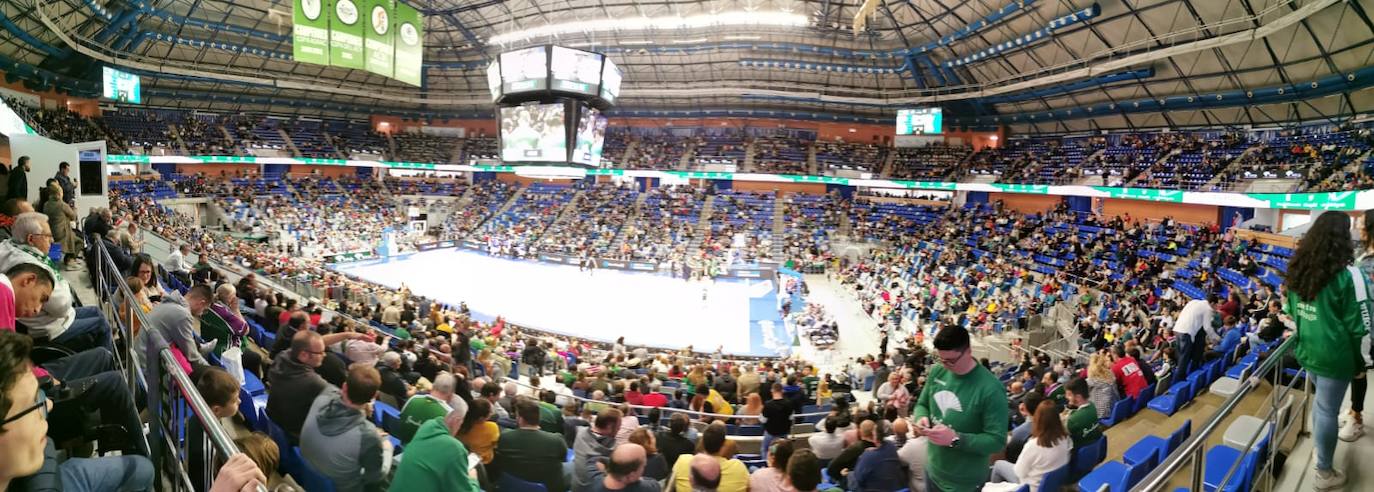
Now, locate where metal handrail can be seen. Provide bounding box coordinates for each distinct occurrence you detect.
[1133,334,1300,491]
[93,239,267,492]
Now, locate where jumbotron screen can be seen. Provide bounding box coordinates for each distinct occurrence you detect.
[572,106,608,167]
[896,108,943,135]
[550,46,604,96]
[500,103,567,162]
[102,66,142,104]
[600,58,623,104]
[500,47,549,94]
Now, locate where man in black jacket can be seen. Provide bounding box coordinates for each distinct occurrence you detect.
[6,156,27,203]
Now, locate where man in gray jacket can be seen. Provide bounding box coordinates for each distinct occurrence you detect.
[301,363,393,492]
[572,407,622,492]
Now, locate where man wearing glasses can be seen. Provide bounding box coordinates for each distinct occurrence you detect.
[912,325,1008,492]
[0,212,114,353]
[0,331,153,491]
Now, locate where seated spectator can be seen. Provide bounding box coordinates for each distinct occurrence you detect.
[164,244,193,285]
[784,449,827,492]
[827,419,875,482]
[671,421,748,492]
[457,398,500,465]
[266,330,352,444]
[0,212,113,352]
[491,398,568,492]
[893,419,928,492]
[749,439,795,492]
[397,372,467,444]
[132,284,214,375]
[300,364,392,492]
[0,331,155,492]
[808,415,847,460]
[1085,353,1119,420]
[988,400,1071,491]
[375,351,413,407]
[189,367,241,490]
[1109,345,1149,399]
[847,419,906,491]
[627,427,670,481]
[655,412,696,467]
[584,442,662,492]
[1065,378,1104,449]
[389,408,480,492]
[1005,390,1046,462]
[574,407,623,492]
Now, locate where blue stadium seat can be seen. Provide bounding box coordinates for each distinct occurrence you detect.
[1100,398,1134,427]
[285,447,337,492]
[736,425,765,436]
[1123,420,1191,467]
[1071,436,1108,478]
[1203,429,1271,492]
[1148,380,1192,417]
[241,369,266,397]
[1077,457,1153,492]
[1133,385,1155,415]
[1039,463,1071,492]
[373,401,401,432]
[496,471,550,491]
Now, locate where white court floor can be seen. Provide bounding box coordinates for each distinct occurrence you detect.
[334,249,788,356]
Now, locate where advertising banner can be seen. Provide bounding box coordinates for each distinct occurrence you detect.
[363,0,395,77]
[392,1,424,86]
[293,0,330,64]
[329,0,366,69]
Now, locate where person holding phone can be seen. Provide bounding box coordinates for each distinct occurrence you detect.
[912,325,1008,491]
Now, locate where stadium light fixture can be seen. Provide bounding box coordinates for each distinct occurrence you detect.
[489,11,810,45]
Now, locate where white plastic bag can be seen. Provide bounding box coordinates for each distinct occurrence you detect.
[221,346,246,385]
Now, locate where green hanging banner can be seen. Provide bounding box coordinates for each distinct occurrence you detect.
[363,0,395,77]
[392,1,424,86]
[329,0,366,69]
[292,0,330,65]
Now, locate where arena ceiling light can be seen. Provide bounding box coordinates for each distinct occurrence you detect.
[488,11,810,45]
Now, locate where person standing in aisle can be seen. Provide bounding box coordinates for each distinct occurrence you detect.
[912,325,1008,491]
[1284,211,1372,491]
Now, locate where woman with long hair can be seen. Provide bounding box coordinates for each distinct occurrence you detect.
[1341,209,1374,443]
[1285,210,1369,490]
[456,398,499,465]
[1085,352,1120,419]
[988,400,1071,491]
[737,393,765,425]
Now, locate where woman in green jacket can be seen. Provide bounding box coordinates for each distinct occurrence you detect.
[1285,211,1372,491]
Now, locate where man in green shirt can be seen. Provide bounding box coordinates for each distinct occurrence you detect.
[491,398,569,492]
[1065,377,1103,449]
[389,409,480,491]
[913,325,1008,491]
[395,372,463,444]
[537,390,566,434]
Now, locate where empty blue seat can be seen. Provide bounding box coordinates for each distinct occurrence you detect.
[1071,435,1108,478]
[1203,429,1271,492]
[1149,380,1193,417]
[1124,420,1191,467]
[241,369,266,397]
[1077,457,1153,492]
[496,472,549,492]
[1133,385,1156,415]
[736,425,765,436]
[285,447,337,492]
[373,401,401,432]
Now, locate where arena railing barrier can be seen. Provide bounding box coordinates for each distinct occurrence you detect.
[1134,334,1305,492]
[94,240,266,492]
[499,375,837,424]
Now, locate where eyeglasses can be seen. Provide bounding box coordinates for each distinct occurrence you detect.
[1,388,48,429]
[938,349,968,366]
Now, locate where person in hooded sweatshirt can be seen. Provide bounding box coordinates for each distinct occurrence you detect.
[301,363,394,492]
[267,328,365,444]
[388,407,480,492]
[573,407,623,492]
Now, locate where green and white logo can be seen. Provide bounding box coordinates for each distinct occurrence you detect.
[336,0,359,25]
[302,0,321,20]
[400,23,418,45]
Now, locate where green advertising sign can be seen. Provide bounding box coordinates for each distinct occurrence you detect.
[1091,187,1184,203]
[329,0,366,69]
[392,1,423,86]
[1249,191,1357,211]
[892,180,957,190]
[991,183,1049,194]
[293,0,330,65]
[784,174,849,185]
[363,0,395,77]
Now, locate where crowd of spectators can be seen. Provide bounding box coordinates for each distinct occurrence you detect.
[887,145,970,180]
[751,137,811,174]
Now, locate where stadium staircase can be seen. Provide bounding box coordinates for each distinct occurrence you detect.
[619,138,640,167]
[806,142,819,175]
[538,188,587,242]
[215,125,238,155]
[685,194,717,255]
[464,183,527,238]
[169,124,191,155]
[385,133,399,161]
[1124,148,1185,187]
[278,128,304,157]
[877,150,898,177]
[1203,143,1267,190]
[770,200,786,258]
[679,140,700,170]
[742,139,758,172]
[606,191,651,253]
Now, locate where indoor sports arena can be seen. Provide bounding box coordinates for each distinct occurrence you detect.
[0,0,1372,491]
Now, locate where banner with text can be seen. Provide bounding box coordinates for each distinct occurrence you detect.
[292,0,331,64]
[328,0,366,69]
[392,1,424,86]
[363,0,395,77]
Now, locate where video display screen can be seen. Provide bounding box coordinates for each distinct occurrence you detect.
[500,103,567,162]
[551,46,604,96]
[599,58,623,103]
[896,107,943,135]
[571,106,608,167]
[102,66,142,104]
[500,46,549,94]
[486,60,503,101]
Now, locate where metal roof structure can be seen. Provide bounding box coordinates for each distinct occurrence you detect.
[2,0,1372,132]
